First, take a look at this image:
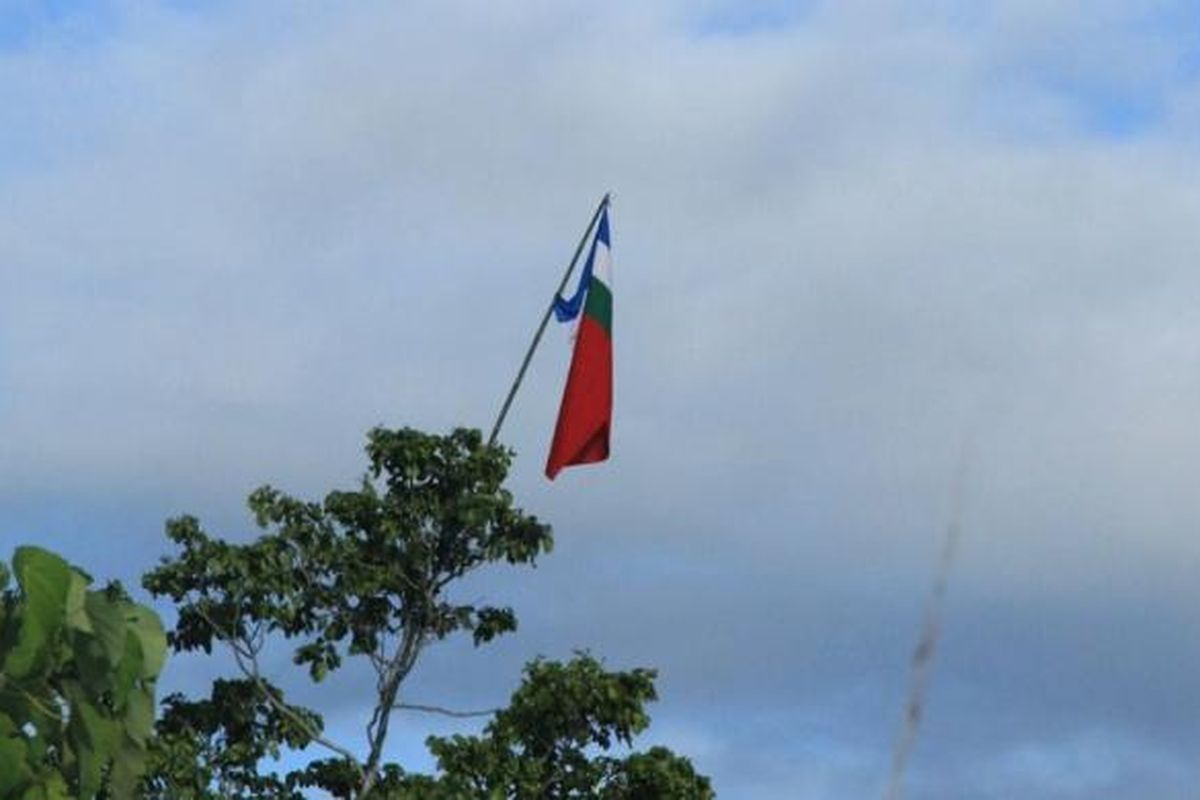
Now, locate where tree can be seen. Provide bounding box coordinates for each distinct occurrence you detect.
[141,426,713,798]
[0,547,167,799]
[397,654,714,799]
[142,427,552,798]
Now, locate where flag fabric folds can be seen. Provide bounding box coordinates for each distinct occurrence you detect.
[545,205,613,480]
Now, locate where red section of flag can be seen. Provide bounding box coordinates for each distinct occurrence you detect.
[545,314,612,479]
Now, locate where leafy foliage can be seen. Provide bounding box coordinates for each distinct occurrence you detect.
[142,427,554,798]
[399,655,714,799]
[144,678,320,799]
[0,546,166,800]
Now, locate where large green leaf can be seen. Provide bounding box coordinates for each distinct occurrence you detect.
[72,635,114,698]
[0,734,32,796]
[21,771,70,800]
[106,734,147,800]
[111,631,142,709]
[125,606,166,680]
[66,694,114,799]
[4,547,72,679]
[64,572,91,635]
[81,593,126,669]
[123,687,154,745]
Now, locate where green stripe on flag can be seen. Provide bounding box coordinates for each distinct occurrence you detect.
[584,278,612,334]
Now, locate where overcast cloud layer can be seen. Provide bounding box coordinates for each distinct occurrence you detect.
[4,1,1200,797]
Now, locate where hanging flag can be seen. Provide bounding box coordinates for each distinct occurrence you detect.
[545,205,613,479]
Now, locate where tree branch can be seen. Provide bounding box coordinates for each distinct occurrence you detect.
[394,702,499,719]
[194,604,364,775]
[359,624,424,799]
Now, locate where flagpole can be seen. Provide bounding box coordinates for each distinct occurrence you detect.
[488,192,610,447]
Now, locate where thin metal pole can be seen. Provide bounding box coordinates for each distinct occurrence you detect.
[488,193,610,447]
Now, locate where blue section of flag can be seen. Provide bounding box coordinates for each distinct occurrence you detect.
[553,206,610,323]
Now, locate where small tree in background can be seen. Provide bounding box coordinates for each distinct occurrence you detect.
[141,426,713,798]
[394,655,714,799]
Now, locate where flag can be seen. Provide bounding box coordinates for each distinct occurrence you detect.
[545,204,613,479]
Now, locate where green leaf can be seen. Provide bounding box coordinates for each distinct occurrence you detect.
[82,592,126,668]
[64,572,91,634]
[0,734,32,796]
[22,772,70,800]
[124,687,155,745]
[67,695,114,799]
[72,635,115,697]
[110,630,142,709]
[4,547,72,679]
[125,606,167,680]
[107,735,147,800]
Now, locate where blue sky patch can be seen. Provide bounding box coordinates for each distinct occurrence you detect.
[691,0,815,38]
[0,0,121,50]
[1075,88,1162,139]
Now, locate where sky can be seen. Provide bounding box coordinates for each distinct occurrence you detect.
[4,1,1200,797]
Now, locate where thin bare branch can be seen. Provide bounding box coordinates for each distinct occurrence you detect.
[394,703,499,719]
[194,604,364,774]
[360,625,424,799]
